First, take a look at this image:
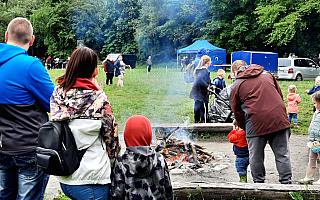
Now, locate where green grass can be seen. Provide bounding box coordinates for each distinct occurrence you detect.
[47,64,314,134]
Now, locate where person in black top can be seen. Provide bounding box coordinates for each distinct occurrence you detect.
[104,55,115,85]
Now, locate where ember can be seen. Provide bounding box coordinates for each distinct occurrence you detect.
[154,127,214,170]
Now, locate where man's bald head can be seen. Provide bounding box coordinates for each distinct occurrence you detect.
[6,17,33,45]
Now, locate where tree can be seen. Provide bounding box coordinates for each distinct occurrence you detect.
[69,0,108,55]
[255,0,320,56]
[136,0,209,61]
[31,0,76,58]
[203,0,268,54]
[100,0,140,58]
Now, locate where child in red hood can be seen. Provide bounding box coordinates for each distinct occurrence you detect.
[287,85,302,128]
[110,115,173,200]
[228,120,249,183]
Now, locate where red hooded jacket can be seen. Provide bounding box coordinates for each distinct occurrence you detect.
[287,93,301,113]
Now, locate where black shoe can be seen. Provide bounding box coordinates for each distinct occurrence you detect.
[281,180,292,184]
[254,180,265,183]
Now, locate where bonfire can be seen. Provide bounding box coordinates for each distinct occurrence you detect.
[154,127,214,170]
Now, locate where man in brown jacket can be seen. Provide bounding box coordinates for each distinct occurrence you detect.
[230,60,292,184]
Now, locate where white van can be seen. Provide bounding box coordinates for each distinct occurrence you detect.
[278,58,320,81]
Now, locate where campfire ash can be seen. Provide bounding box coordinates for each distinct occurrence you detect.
[153,127,214,170]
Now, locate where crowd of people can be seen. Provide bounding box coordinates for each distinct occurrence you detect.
[189,48,320,185]
[3,16,320,200]
[0,17,173,200]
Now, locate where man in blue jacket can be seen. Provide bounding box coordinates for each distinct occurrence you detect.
[0,17,55,199]
[194,47,207,69]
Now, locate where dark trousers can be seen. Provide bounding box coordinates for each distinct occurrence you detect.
[247,128,292,183]
[194,100,208,123]
[106,73,114,85]
[148,65,151,72]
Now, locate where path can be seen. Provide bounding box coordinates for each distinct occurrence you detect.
[44,133,310,199]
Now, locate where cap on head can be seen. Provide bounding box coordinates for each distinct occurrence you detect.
[124,115,152,147]
[197,47,207,56]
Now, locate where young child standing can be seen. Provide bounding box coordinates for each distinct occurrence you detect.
[212,69,226,96]
[110,115,174,199]
[287,85,302,128]
[299,91,320,184]
[117,72,124,87]
[228,119,249,183]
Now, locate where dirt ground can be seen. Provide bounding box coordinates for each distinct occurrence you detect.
[44,132,310,199]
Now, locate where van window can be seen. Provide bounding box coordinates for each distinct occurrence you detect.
[306,60,316,67]
[294,59,307,67]
[279,59,291,67]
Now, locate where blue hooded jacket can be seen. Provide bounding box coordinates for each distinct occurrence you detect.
[194,47,208,69]
[0,43,55,155]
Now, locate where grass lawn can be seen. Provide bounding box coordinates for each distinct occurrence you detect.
[47,63,315,134]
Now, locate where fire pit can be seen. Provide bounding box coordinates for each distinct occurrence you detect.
[153,127,215,170]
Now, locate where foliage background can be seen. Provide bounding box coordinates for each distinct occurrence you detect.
[1,0,320,62]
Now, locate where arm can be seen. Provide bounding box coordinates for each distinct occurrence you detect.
[164,160,174,200]
[196,70,210,88]
[228,130,245,143]
[103,62,107,72]
[231,88,246,129]
[272,75,283,99]
[297,94,302,104]
[308,86,320,94]
[114,60,120,69]
[110,158,125,200]
[27,60,55,111]
[101,96,120,166]
[212,78,219,87]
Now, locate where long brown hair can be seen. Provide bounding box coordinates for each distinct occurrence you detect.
[57,47,98,92]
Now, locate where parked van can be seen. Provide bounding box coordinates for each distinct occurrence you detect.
[278,58,320,81]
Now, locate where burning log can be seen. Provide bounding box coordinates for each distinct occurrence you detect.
[154,127,215,170]
[194,144,205,149]
[197,149,214,159]
[158,148,169,155]
[190,143,202,168]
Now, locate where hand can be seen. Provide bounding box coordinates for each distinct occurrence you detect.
[92,76,103,90]
[305,89,309,93]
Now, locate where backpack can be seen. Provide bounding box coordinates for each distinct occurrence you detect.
[36,120,87,176]
[184,61,195,83]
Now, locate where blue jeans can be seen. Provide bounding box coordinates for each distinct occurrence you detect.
[288,113,298,124]
[60,183,110,200]
[235,156,249,175]
[0,152,49,200]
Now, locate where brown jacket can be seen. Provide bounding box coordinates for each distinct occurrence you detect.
[231,64,290,137]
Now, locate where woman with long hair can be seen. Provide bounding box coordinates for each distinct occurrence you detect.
[190,55,212,123]
[51,47,120,200]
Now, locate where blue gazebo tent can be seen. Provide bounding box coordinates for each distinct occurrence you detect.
[177,40,226,71]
